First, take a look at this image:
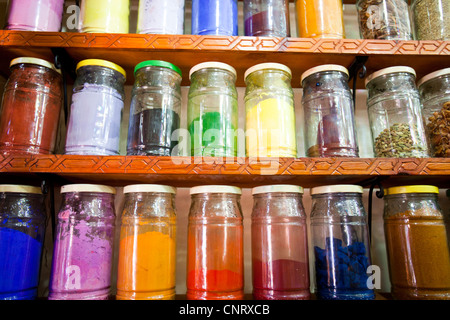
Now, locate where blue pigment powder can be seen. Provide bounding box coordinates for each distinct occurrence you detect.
[191,0,238,36]
[0,228,43,300]
[314,237,375,300]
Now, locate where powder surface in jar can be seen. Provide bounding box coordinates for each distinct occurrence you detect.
[187,269,244,300]
[117,231,176,300]
[296,0,345,38]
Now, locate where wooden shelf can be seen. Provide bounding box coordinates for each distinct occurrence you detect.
[0,31,448,88]
[1,155,449,188]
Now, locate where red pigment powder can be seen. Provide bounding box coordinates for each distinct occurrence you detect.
[186,269,244,300]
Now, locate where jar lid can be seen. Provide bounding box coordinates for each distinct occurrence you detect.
[77,59,127,79]
[311,184,363,195]
[417,68,450,88]
[252,184,303,195]
[0,184,42,194]
[244,63,292,80]
[300,64,349,84]
[365,66,416,87]
[61,184,116,194]
[10,57,60,73]
[385,185,439,195]
[189,62,237,80]
[190,185,242,195]
[124,184,176,194]
[134,60,182,76]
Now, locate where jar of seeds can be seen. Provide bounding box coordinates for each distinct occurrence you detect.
[365,66,429,158]
[418,68,450,158]
[411,0,450,40]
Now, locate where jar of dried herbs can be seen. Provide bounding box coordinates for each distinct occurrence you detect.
[384,185,450,300]
[418,68,450,158]
[356,0,413,40]
[365,66,429,158]
[412,0,450,40]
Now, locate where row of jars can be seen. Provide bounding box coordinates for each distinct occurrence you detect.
[0,57,449,158]
[4,0,450,41]
[0,183,449,300]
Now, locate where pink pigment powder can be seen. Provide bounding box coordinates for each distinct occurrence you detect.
[6,0,64,31]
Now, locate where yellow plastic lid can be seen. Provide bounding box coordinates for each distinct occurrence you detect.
[61,184,116,194]
[124,184,176,194]
[190,185,242,195]
[0,184,42,194]
[252,184,303,195]
[76,59,126,79]
[386,185,439,195]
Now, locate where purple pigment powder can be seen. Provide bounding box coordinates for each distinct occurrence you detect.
[49,210,115,300]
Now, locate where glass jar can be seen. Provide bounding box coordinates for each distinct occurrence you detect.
[0,58,62,156]
[302,65,359,157]
[244,0,290,37]
[245,63,297,158]
[310,185,375,300]
[49,184,116,300]
[411,0,450,40]
[0,185,46,300]
[383,185,450,300]
[295,0,345,39]
[356,0,412,40]
[191,0,238,36]
[188,62,238,157]
[137,0,185,34]
[127,61,182,156]
[5,0,64,31]
[186,185,244,300]
[365,66,429,158]
[79,0,130,33]
[417,68,450,158]
[117,184,177,300]
[65,59,126,156]
[251,185,310,300]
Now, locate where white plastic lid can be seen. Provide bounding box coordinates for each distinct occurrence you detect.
[252,184,303,195]
[190,185,242,195]
[244,63,292,80]
[301,64,349,84]
[365,66,416,87]
[10,57,60,73]
[0,185,42,194]
[311,184,363,195]
[124,184,176,194]
[61,184,116,194]
[189,62,237,80]
[417,67,450,88]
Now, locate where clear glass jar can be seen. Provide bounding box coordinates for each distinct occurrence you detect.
[127,61,182,156]
[188,62,238,157]
[49,184,116,300]
[65,59,126,156]
[365,66,429,158]
[5,0,64,31]
[186,185,244,300]
[383,185,450,300]
[79,0,130,33]
[251,185,310,300]
[411,0,450,40]
[245,63,297,158]
[244,0,290,37]
[295,0,345,39]
[356,0,412,40]
[310,185,375,300]
[418,68,450,158]
[0,58,62,156]
[117,184,177,300]
[137,0,185,34]
[191,0,238,36]
[302,65,359,157]
[0,185,46,300]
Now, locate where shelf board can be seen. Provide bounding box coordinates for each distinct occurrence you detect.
[1,155,449,188]
[0,31,448,88]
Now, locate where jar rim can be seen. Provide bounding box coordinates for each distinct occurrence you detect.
[190,185,241,195]
[417,67,450,88]
[252,184,303,195]
[10,57,61,74]
[61,184,116,195]
[134,60,182,77]
[385,185,439,195]
[365,66,416,87]
[77,59,127,79]
[311,184,363,195]
[244,63,292,80]
[189,62,237,80]
[301,64,349,84]
[0,184,42,194]
[124,184,176,194]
